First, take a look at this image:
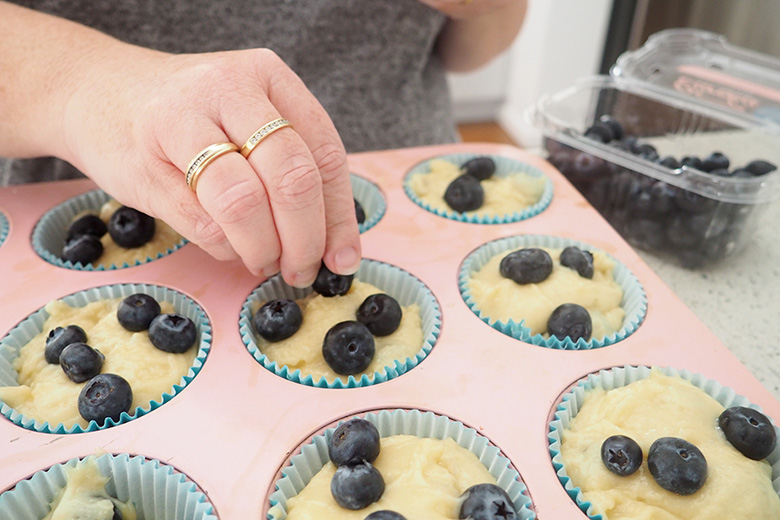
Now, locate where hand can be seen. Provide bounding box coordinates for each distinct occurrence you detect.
[417,0,516,19]
[60,43,361,287]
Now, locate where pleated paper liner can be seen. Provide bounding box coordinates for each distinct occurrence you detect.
[458,234,647,350]
[548,365,780,519]
[0,453,217,520]
[0,283,211,433]
[403,152,553,224]
[351,173,386,233]
[267,408,536,520]
[239,259,441,389]
[32,189,187,270]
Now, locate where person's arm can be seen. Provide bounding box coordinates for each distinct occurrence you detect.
[0,1,361,287]
[421,0,528,73]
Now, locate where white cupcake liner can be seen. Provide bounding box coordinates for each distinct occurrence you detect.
[239,259,441,388]
[0,453,217,519]
[351,173,386,233]
[32,189,187,270]
[403,152,554,224]
[548,365,780,519]
[267,408,536,520]
[0,283,211,433]
[459,234,647,350]
[0,209,8,248]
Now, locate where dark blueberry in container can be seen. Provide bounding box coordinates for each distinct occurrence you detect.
[444,174,484,212]
[116,293,161,332]
[66,214,107,241]
[648,437,707,495]
[701,152,730,172]
[572,152,607,181]
[313,262,354,297]
[731,168,754,179]
[329,417,381,467]
[657,156,681,170]
[559,246,594,279]
[330,461,385,510]
[322,321,375,375]
[458,483,517,520]
[626,219,667,250]
[253,299,303,342]
[62,234,104,265]
[681,156,704,170]
[499,248,553,285]
[107,206,156,248]
[59,342,105,383]
[666,216,705,248]
[78,373,133,425]
[354,198,366,225]
[718,406,777,460]
[709,167,732,177]
[45,325,88,364]
[745,159,777,176]
[366,511,406,520]
[462,156,496,181]
[148,313,197,354]
[621,136,640,153]
[356,293,402,337]
[547,303,592,342]
[674,189,716,214]
[583,121,615,143]
[634,143,659,162]
[648,182,677,215]
[598,115,624,141]
[601,435,643,476]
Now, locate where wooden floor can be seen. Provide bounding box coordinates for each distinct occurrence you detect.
[457,121,517,146]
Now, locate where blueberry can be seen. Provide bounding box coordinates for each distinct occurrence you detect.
[718,406,777,460]
[458,483,517,520]
[745,159,777,176]
[354,198,366,224]
[113,505,123,520]
[600,435,643,476]
[681,156,704,170]
[66,214,107,241]
[365,511,406,520]
[59,342,105,383]
[648,182,677,215]
[107,206,155,248]
[598,115,624,141]
[312,262,354,297]
[330,462,385,510]
[444,174,484,212]
[571,152,607,183]
[45,325,88,364]
[709,167,732,177]
[62,234,104,265]
[322,321,375,375]
[583,121,615,143]
[356,294,402,337]
[253,299,303,342]
[547,303,592,342]
[329,417,381,467]
[674,189,716,214]
[701,151,730,172]
[657,156,681,170]
[647,437,707,495]
[116,293,161,332]
[148,313,197,353]
[499,248,553,285]
[78,373,133,424]
[462,156,496,181]
[633,143,659,161]
[626,218,667,250]
[559,246,594,279]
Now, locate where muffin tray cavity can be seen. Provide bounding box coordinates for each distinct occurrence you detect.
[1,144,778,519]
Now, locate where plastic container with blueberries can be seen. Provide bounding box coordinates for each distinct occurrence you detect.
[528,28,780,268]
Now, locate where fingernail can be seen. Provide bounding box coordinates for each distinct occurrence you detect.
[334,246,360,274]
[262,261,280,278]
[290,266,320,289]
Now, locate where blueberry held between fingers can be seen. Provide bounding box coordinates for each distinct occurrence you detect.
[322,321,375,375]
[601,435,643,476]
[116,293,161,332]
[60,342,105,383]
[45,325,88,364]
[356,293,402,336]
[66,214,107,241]
[559,246,594,279]
[718,406,777,460]
[312,262,354,297]
[499,248,553,285]
[330,461,385,510]
[107,206,155,248]
[328,417,381,467]
[461,156,496,181]
[253,299,303,342]
[444,174,484,212]
[148,313,197,353]
[78,373,133,424]
[547,303,592,342]
[647,437,707,495]
[62,234,104,265]
[458,483,517,520]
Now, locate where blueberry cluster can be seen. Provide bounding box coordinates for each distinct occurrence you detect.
[498,246,594,342]
[546,115,778,268]
[61,206,156,266]
[443,156,496,212]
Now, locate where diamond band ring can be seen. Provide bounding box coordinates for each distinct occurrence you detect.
[186,142,240,192]
[240,118,292,159]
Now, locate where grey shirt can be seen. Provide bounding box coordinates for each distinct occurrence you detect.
[1,0,456,185]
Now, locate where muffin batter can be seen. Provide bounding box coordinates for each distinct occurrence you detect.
[0,298,198,428]
[284,435,498,520]
[467,247,624,339]
[560,371,780,519]
[408,159,546,217]
[257,281,423,382]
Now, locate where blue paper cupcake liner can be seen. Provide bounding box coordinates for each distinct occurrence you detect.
[32,189,187,270]
[458,234,647,350]
[239,259,441,389]
[351,173,386,233]
[403,152,553,224]
[267,408,536,520]
[0,283,211,433]
[0,210,8,248]
[0,453,217,519]
[548,365,780,519]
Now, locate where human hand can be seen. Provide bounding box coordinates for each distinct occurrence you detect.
[60,42,361,287]
[417,0,516,19]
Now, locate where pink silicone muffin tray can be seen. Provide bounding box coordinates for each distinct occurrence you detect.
[1,143,778,519]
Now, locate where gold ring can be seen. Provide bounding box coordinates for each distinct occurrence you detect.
[186,142,240,192]
[240,118,292,158]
